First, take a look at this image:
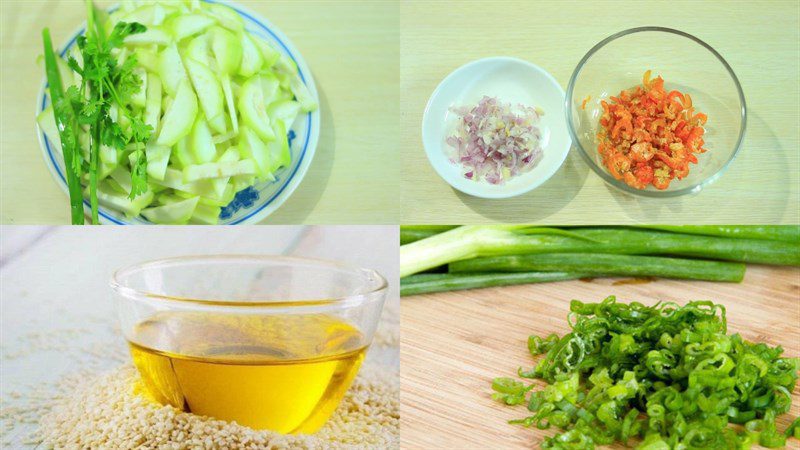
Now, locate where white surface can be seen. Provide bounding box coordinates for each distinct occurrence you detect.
[35,1,321,225]
[421,57,571,199]
[0,225,398,447]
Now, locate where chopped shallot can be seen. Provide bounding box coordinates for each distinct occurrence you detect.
[446,96,543,185]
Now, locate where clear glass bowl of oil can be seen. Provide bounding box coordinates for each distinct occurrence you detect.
[111,256,387,434]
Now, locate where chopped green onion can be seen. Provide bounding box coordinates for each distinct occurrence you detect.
[492,297,799,448]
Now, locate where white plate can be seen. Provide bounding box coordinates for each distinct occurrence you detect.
[422,57,571,199]
[35,1,320,224]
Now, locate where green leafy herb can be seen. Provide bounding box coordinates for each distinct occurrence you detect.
[42,0,151,223]
[492,296,799,449]
[42,29,84,224]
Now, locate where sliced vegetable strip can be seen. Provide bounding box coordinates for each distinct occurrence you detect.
[450,253,746,282]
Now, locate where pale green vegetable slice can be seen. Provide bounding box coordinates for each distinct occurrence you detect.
[144,72,162,131]
[232,174,255,193]
[191,202,221,224]
[109,166,135,194]
[238,76,275,142]
[152,168,225,201]
[209,146,239,198]
[117,3,174,27]
[260,73,280,102]
[145,143,171,181]
[141,196,199,224]
[37,106,60,147]
[131,67,147,107]
[238,33,262,77]
[185,32,211,67]
[250,34,280,68]
[100,144,118,165]
[157,79,198,146]
[56,57,75,88]
[273,55,317,112]
[124,26,171,46]
[174,183,235,207]
[172,134,193,168]
[267,100,301,129]
[170,14,215,41]
[183,159,257,182]
[99,145,119,180]
[158,43,188,97]
[266,120,291,173]
[94,181,154,218]
[204,3,243,32]
[190,115,217,164]
[211,26,242,134]
[184,57,226,134]
[238,126,272,180]
[134,47,159,73]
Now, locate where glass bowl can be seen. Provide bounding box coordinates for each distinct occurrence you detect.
[566,27,746,197]
[111,255,387,433]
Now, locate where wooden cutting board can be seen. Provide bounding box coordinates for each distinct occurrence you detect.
[400,265,800,449]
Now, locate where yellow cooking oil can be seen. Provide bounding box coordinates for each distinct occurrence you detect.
[127,311,367,433]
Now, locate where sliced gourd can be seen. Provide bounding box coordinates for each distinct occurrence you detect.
[250,34,281,68]
[190,115,217,164]
[185,32,211,67]
[172,134,193,168]
[124,26,171,46]
[266,120,291,174]
[144,72,162,131]
[267,99,301,129]
[204,3,243,32]
[134,47,159,73]
[170,14,215,41]
[183,159,257,183]
[157,79,197,146]
[94,181,154,218]
[211,26,242,133]
[209,146,239,198]
[238,76,275,142]
[184,57,226,134]
[145,143,171,181]
[238,126,272,180]
[190,202,221,224]
[238,33,262,77]
[36,106,60,147]
[158,43,188,96]
[141,196,199,224]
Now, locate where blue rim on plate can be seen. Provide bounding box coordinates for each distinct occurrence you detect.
[37,0,319,224]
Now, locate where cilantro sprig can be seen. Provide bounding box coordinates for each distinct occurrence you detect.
[42,0,151,224]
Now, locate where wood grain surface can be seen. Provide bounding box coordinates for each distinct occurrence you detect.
[0,1,399,224]
[400,265,800,449]
[400,0,800,224]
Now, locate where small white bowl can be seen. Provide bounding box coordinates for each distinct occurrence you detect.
[422,57,571,199]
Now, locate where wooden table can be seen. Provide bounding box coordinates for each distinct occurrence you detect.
[401,265,800,449]
[0,225,399,448]
[0,1,399,224]
[400,0,800,224]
